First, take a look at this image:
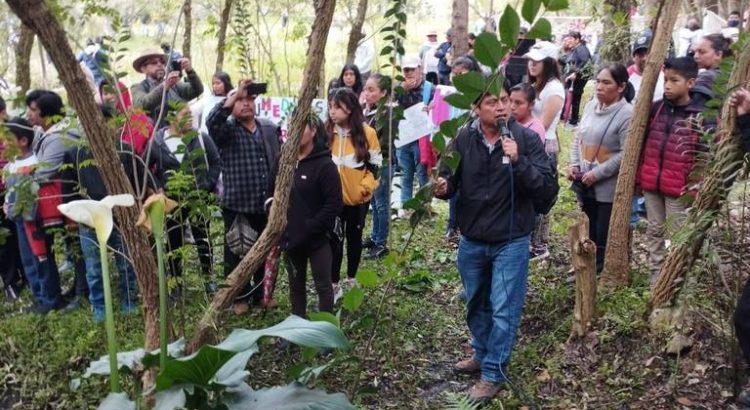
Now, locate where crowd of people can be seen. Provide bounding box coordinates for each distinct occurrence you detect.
[2,12,750,404]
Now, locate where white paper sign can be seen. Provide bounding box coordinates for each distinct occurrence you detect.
[396,102,435,148]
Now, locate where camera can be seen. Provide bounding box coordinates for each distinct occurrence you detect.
[170,59,182,73]
[245,82,268,96]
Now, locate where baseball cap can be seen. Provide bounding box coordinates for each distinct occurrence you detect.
[427,30,438,36]
[402,55,421,69]
[524,41,559,61]
[632,32,652,55]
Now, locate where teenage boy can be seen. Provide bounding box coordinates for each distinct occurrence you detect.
[435,82,557,404]
[637,57,715,284]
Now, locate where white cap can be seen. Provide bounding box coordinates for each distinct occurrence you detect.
[524,41,559,61]
[402,55,421,69]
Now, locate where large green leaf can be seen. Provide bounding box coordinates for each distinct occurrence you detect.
[543,0,569,11]
[522,0,543,23]
[355,269,379,289]
[526,18,552,40]
[499,5,521,46]
[473,32,503,70]
[156,316,349,391]
[342,287,365,312]
[452,71,486,95]
[97,392,136,410]
[83,338,186,377]
[444,93,476,110]
[223,382,355,410]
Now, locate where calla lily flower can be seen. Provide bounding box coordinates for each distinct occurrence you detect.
[137,193,178,370]
[57,194,135,394]
[58,194,135,244]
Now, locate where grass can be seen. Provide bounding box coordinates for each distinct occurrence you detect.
[0,125,744,409]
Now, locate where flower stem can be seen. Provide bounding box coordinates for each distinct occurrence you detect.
[150,201,168,370]
[99,238,120,393]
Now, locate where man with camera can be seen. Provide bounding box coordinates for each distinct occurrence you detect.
[206,80,280,315]
[130,48,203,128]
[434,82,557,404]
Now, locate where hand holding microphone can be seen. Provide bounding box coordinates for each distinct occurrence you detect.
[497,118,519,163]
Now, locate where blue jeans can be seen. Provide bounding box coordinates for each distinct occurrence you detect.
[14,219,62,310]
[457,234,531,383]
[370,165,393,247]
[79,226,139,314]
[396,141,428,205]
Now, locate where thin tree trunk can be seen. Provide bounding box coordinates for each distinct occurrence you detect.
[650,41,750,309]
[5,0,161,389]
[451,0,469,58]
[187,0,337,353]
[600,0,682,288]
[215,0,234,72]
[599,0,632,64]
[345,0,368,64]
[570,212,597,338]
[182,0,192,60]
[14,23,34,96]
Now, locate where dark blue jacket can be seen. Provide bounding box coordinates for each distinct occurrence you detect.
[435,42,452,75]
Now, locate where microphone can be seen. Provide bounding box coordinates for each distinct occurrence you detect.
[496,117,513,140]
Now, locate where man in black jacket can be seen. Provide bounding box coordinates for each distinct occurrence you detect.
[435,82,557,404]
[206,80,281,314]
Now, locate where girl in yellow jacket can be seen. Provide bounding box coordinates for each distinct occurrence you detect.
[327,87,382,289]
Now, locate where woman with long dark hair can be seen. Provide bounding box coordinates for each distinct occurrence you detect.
[327,87,382,291]
[193,71,233,136]
[327,64,364,97]
[282,115,342,317]
[567,63,633,273]
[525,41,564,260]
[691,33,732,105]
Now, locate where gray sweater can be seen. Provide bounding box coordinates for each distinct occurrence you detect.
[569,98,632,203]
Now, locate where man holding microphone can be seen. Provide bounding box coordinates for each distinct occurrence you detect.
[435,81,557,404]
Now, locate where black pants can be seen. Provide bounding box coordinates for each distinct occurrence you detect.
[223,208,266,303]
[286,243,334,317]
[568,77,588,125]
[582,198,612,273]
[0,216,23,292]
[166,210,212,278]
[735,279,750,369]
[331,203,368,283]
[64,232,88,297]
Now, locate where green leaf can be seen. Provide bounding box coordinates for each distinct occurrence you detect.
[155,317,349,390]
[487,73,505,98]
[97,392,135,410]
[342,287,365,312]
[444,93,476,110]
[308,312,340,328]
[499,5,521,46]
[522,0,543,23]
[445,151,462,172]
[473,32,503,69]
[526,18,552,40]
[432,133,446,153]
[452,71,486,95]
[355,270,379,288]
[223,382,355,410]
[543,0,569,11]
[153,387,186,410]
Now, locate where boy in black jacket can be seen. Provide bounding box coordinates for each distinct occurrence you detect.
[435,82,557,404]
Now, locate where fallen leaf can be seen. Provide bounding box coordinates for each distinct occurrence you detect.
[676,397,693,406]
[536,369,551,382]
[694,363,708,375]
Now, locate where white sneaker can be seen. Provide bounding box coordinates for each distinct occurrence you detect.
[345,277,357,289]
[397,209,413,220]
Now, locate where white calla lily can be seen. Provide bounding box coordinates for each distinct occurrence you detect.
[57,194,135,394]
[58,194,135,244]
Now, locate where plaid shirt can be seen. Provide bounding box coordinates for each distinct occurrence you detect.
[207,104,279,214]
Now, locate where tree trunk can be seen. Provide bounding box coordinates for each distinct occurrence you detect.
[215,0,233,72]
[570,212,597,338]
[650,41,750,309]
[182,0,192,60]
[600,0,682,288]
[14,23,34,96]
[5,0,161,385]
[345,0,368,64]
[599,0,632,64]
[187,0,337,353]
[451,0,469,58]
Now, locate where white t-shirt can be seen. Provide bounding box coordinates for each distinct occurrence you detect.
[7,154,39,174]
[532,79,565,141]
[629,70,665,103]
[164,131,185,163]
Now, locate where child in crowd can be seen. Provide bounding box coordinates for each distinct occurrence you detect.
[510,83,547,142]
[638,57,715,283]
